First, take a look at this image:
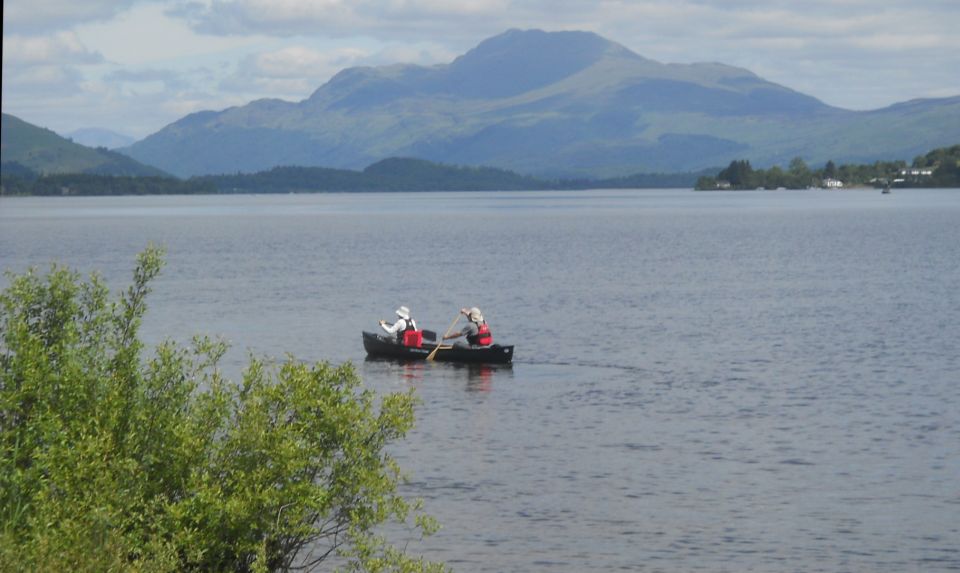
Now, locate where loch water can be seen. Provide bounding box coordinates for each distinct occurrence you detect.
[2,189,958,572]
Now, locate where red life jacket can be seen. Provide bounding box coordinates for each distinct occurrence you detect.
[468,322,493,346]
[400,319,422,348]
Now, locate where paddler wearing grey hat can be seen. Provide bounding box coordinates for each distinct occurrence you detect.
[443,307,494,348]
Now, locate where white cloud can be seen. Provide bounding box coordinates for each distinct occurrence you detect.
[105,68,194,94]
[179,0,514,38]
[218,42,454,100]
[3,32,104,66]
[4,0,143,34]
[576,0,960,108]
[369,43,456,67]
[4,65,85,92]
[220,46,369,99]
[75,3,262,66]
[250,46,367,79]
[2,32,105,119]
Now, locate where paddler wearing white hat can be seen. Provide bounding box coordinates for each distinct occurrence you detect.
[443,306,494,348]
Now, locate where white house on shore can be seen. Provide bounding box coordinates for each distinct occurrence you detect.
[900,167,934,177]
[823,178,844,188]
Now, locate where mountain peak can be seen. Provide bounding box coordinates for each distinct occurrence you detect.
[446,28,640,98]
[464,28,635,61]
[311,28,643,104]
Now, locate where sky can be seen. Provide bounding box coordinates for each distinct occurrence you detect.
[3,0,959,141]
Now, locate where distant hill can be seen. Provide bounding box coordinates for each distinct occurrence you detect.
[66,127,135,149]
[197,157,544,192]
[1,113,167,177]
[197,157,703,192]
[124,29,960,178]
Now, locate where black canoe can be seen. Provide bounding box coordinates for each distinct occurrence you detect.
[362,331,514,364]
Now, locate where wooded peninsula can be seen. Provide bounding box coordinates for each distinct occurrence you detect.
[695,145,960,190]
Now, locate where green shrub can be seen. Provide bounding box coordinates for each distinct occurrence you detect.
[0,246,445,572]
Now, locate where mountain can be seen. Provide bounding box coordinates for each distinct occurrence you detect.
[124,29,960,178]
[66,127,136,149]
[2,114,168,177]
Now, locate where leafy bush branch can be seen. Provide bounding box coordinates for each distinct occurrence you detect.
[0,246,446,572]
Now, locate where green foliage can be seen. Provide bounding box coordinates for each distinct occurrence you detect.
[824,160,837,178]
[3,157,705,196]
[362,158,547,191]
[195,158,704,193]
[558,169,707,190]
[0,247,446,572]
[0,172,35,196]
[718,160,756,187]
[0,162,39,182]
[696,144,960,190]
[913,144,960,186]
[197,159,547,193]
[788,157,811,183]
[4,173,218,196]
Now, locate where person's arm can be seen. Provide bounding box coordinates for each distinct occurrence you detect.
[444,324,475,340]
[443,325,469,340]
[380,318,405,334]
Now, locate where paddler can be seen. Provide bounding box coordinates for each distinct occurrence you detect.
[443,307,493,348]
[379,306,422,347]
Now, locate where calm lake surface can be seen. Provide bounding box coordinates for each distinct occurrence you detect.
[2,189,958,571]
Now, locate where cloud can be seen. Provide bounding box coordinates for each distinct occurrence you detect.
[175,0,513,39]
[4,0,143,34]
[3,65,87,94]
[3,32,105,66]
[218,43,455,100]
[106,68,192,90]
[246,46,367,79]
[167,1,960,75]
[2,32,105,109]
[574,0,960,108]
[219,46,370,99]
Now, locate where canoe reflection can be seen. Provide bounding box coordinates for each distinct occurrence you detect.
[363,356,513,391]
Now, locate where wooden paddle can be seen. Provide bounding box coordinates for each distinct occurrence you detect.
[427,313,461,361]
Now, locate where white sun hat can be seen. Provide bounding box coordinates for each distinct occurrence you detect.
[468,307,483,322]
[395,306,411,319]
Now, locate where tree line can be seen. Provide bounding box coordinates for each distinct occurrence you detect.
[695,144,960,190]
[2,157,702,196]
[4,146,957,196]
[1,167,217,196]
